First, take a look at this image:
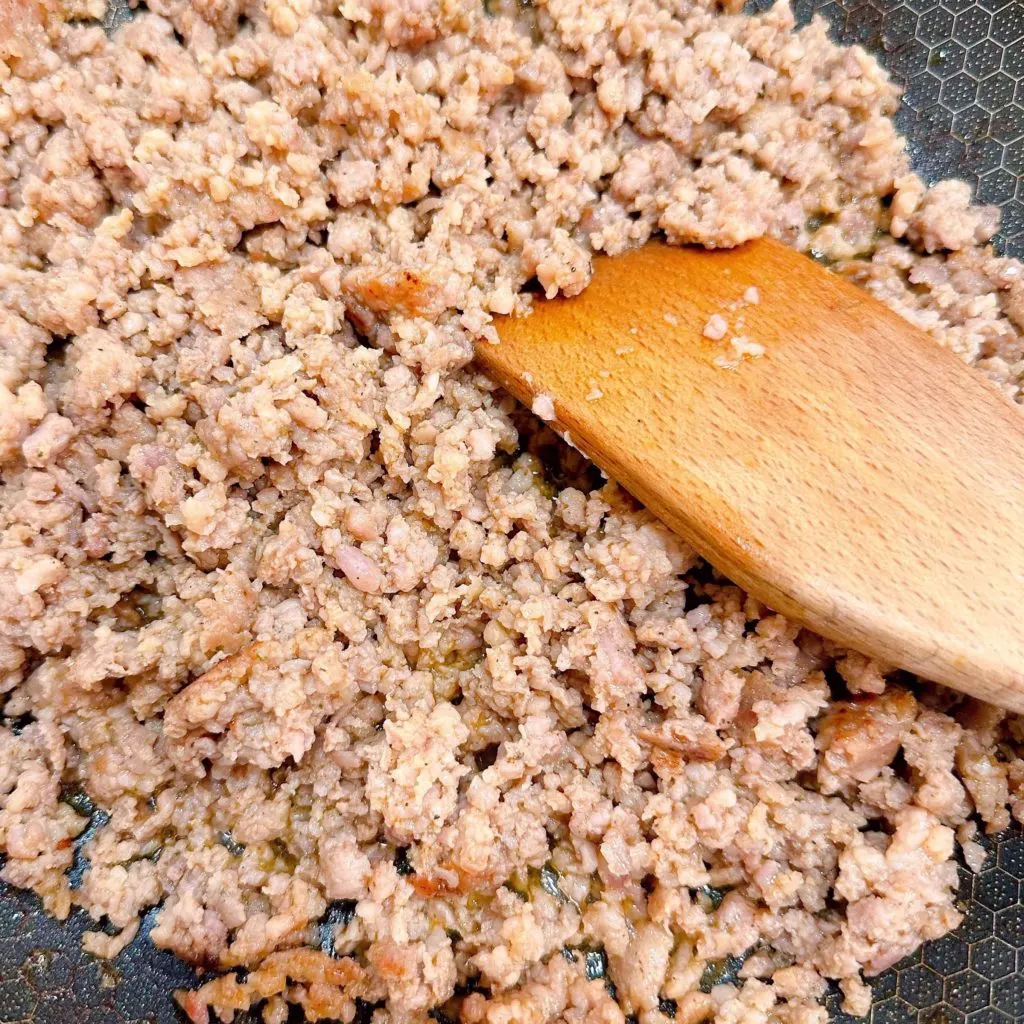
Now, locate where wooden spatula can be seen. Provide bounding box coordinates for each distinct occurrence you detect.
[479,239,1024,712]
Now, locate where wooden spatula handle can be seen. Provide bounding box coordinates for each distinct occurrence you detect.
[482,240,1024,711]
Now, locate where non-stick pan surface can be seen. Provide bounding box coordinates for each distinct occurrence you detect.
[1,0,1023,1020]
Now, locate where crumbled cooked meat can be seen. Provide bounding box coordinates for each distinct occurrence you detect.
[609,922,674,1013]
[816,689,919,790]
[163,630,359,773]
[532,394,557,422]
[841,975,873,1017]
[704,315,729,340]
[956,732,1011,834]
[1,0,1022,1021]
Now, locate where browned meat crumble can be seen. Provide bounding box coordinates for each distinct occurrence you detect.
[2,0,1023,1021]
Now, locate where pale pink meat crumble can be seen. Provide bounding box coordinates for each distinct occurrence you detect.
[1,0,1023,1021]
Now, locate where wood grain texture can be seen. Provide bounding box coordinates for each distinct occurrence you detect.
[480,239,1024,711]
